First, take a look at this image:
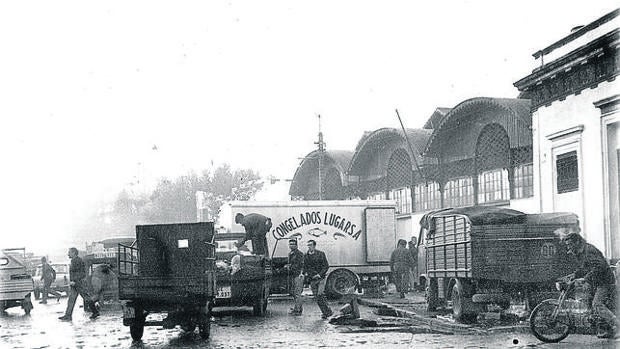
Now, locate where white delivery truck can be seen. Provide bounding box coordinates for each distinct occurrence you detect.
[226,200,398,298]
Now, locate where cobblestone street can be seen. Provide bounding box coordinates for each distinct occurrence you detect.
[1,294,618,349]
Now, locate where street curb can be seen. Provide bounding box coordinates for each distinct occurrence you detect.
[357,298,486,335]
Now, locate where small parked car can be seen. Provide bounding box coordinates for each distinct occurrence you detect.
[0,248,34,314]
[33,262,70,300]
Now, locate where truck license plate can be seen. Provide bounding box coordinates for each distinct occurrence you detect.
[123,305,135,319]
[216,285,231,299]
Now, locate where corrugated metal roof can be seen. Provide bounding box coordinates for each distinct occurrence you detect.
[423,107,452,129]
[348,128,432,176]
[288,150,354,196]
[424,97,532,156]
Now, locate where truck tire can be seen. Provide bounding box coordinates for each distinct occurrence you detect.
[425,278,439,312]
[181,323,196,333]
[451,284,476,323]
[199,317,211,339]
[326,269,358,299]
[253,294,267,316]
[199,303,211,339]
[130,323,144,341]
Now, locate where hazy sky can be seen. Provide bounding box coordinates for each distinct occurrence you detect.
[1,1,618,252]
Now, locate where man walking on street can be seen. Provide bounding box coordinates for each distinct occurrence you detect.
[235,213,272,256]
[303,240,333,319]
[40,256,61,304]
[391,239,414,298]
[59,247,99,321]
[408,237,419,292]
[286,238,304,315]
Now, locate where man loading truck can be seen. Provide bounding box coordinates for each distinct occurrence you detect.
[235,213,272,256]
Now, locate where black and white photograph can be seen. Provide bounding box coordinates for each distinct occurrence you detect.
[1,1,619,348]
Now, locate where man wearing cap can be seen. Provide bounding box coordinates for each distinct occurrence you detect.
[285,238,304,315]
[561,226,618,338]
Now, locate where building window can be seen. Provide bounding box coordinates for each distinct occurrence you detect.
[556,151,579,193]
[513,163,534,199]
[414,182,441,212]
[368,192,386,200]
[443,177,474,208]
[478,168,510,203]
[390,187,412,214]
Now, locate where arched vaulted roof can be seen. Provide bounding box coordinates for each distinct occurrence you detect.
[348,128,432,178]
[424,97,532,159]
[288,150,353,196]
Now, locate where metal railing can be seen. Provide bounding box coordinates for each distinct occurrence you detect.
[118,244,139,276]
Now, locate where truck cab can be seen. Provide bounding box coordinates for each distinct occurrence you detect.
[0,248,34,314]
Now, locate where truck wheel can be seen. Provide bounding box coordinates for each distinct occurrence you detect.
[130,323,144,341]
[199,317,211,339]
[451,284,477,323]
[425,279,439,312]
[451,284,465,321]
[181,323,196,333]
[326,269,358,299]
[253,295,267,316]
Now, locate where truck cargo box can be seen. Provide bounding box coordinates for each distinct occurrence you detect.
[424,207,578,283]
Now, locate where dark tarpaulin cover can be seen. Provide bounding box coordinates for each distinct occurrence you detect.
[524,212,579,226]
[420,206,527,227]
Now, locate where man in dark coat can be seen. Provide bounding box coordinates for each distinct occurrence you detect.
[59,247,99,320]
[235,213,272,256]
[407,237,419,292]
[303,240,333,319]
[391,239,414,298]
[285,238,304,315]
[562,228,618,338]
[40,256,61,304]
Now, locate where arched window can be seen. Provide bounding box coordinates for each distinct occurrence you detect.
[387,149,413,213]
[322,167,345,200]
[475,124,510,203]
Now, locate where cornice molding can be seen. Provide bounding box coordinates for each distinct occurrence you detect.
[515,30,619,112]
[533,9,619,59]
[594,94,620,115]
[546,125,585,141]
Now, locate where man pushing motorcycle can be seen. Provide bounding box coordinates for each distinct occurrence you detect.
[559,226,619,338]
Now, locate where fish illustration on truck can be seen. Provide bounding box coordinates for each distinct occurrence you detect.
[307,228,327,238]
[227,200,399,298]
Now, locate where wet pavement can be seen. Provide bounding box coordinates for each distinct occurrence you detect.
[1,295,618,348]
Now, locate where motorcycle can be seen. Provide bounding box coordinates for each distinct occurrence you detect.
[529,277,617,343]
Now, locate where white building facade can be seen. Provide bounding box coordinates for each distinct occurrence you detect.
[515,9,620,260]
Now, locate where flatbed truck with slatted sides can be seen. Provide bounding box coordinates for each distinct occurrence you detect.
[117,222,216,341]
[417,206,579,323]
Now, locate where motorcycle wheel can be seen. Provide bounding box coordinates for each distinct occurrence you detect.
[529,299,570,343]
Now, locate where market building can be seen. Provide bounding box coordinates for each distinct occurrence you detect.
[514,8,620,260]
[289,98,534,238]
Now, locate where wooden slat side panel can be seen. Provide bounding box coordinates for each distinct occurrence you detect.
[426,215,472,278]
